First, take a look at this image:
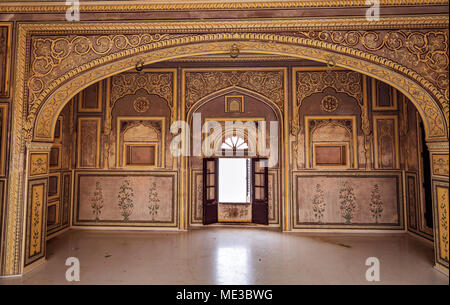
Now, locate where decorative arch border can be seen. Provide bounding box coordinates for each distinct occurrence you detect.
[3,21,449,275]
[29,34,447,142]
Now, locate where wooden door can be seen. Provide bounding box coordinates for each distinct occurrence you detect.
[251,158,269,225]
[203,158,218,224]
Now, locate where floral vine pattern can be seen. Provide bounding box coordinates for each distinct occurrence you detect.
[439,190,449,261]
[339,181,357,224]
[90,181,104,221]
[27,34,170,117]
[148,182,160,221]
[117,179,134,221]
[369,184,384,223]
[297,30,449,100]
[30,189,42,256]
[312,184,326,223]
[185,70,284,110]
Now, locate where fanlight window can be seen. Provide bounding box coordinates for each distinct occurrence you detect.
[220,136,248,150]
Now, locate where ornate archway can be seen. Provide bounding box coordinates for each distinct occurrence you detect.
[3,18,448,275]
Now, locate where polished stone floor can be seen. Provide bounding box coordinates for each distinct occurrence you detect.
[0,228,448,285]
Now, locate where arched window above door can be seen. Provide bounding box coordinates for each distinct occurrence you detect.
[220,136,249,151]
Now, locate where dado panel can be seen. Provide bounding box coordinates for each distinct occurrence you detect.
[74,171,178,227]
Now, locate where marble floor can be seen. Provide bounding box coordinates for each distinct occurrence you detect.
[0,228,448,285]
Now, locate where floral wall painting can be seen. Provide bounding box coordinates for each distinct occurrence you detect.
[76,172,176,226]
[312,184,326,223]
[294,172,402,229]
[90,181,104,221]
[118,179,135,221]
[148,182,160,221]
[436,185,449,263]
[369,184,384,224]
[339,181,357,224]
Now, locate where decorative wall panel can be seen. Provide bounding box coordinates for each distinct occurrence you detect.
[293,171,403,229]
[372,79,397,111]
[77,117,101,168]
[78,82,102,112]
[29,153,48,177]
[406,172,419,231]
[0,24,11,98]
[61,172,72,227]
[183,68,286,112]
[434,181,449,267]
[373,115,399,169]
[48,172,60,200]
[0,179,4,244]
[24,179,47,267]
[304,116,357,169]
[432,154,449,176]
[116,117,165,168]
[47,201,60,231]
[74,171,177,227]
[218,204,251,222]
[0,104,7,176]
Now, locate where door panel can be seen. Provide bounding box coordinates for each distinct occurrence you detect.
[252,158,269,225]
[203,158,218,224]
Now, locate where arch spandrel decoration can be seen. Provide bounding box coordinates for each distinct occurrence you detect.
[3,18,449,275]
[30,36,448,142]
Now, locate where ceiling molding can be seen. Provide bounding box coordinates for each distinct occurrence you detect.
[0,0,448,13]
[15,15,450,33]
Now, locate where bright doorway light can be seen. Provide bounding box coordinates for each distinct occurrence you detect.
[218,158,250,203]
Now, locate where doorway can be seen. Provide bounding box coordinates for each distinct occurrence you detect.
[203,157,268,225]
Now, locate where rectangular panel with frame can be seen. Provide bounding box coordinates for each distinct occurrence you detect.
[373,115,400,169]
[0,104,8,176]
[47,200,60,232]
[304,116,358,169]
[24,178,48,267]
[48,172,60,201]
[74,170,178,227]
[0,24,11,98]
[78,81,103,112]
[372,78,398,111]
[29,152,49,177]
[433,180,449,271]
[313,142,350,169]
[77,117,101,168]
[116,116,165,168]
[49,145,62,170]
[292,170,404,230]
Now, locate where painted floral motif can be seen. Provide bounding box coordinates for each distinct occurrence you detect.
[148,182,160,221]
[90,181,104,221]
[222,206,248,219]
[369,184,384,223]
[432,155,449,176]
[312,184,326,223]
[440,192,449,261]
[268,177,273,219]
[196,184,203,219]
[339,181,357,224]
[117,179,134,221]
[31,190,42,255]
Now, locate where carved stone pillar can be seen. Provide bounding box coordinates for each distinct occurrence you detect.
[427,141,449,276]
[22,142,52,273]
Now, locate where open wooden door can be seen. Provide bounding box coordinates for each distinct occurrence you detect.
[203,158,218,224]
[251,158,269,225]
